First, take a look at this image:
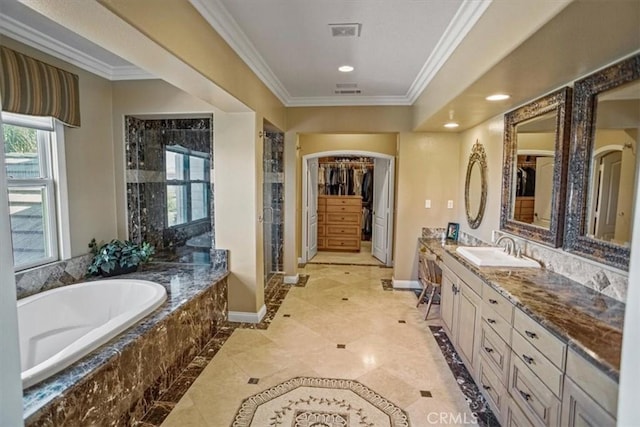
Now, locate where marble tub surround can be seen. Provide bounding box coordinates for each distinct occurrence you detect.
[23,260,229,426]
[15,253,92,299]
[419,237,623,380]
[125,116,214,251]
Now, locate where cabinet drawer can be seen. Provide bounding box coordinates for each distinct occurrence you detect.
[509,355,561,427]
[483,285,514,324]
[513,309,566,370]
[505,396,536,427]
[326,204,361,213]
[318,197,327,207]
[326,212,360,224]
[317,237,326,250]
[326,237,359,250]
[561,377,616,427]
[318,213,325,224]
[442,252,483,294]
[483,304,512,344]
[565,349,618,417]
[326,225,359,236]
[512,331,563,397]
[480,321,511,384]
[326,197,361,206]
[478,356,507,420]
[318,225,326,237]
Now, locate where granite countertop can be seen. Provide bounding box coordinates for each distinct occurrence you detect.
[418,237,624,381]
[22,260,229,418]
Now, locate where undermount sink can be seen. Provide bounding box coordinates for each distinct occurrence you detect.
[455,246,540,268]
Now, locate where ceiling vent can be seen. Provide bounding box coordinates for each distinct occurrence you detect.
[329,23,362,37]
[334,89,362,95]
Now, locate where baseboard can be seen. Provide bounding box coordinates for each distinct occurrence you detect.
[298,257,304,264]
[284,274,299,284]
[392,278,421,289]
[228,304,267,323]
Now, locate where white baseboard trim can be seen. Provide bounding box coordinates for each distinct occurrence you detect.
[284,274,299,284]
[298,257,304,264]
[392,278,421,289]
[228,304,267,323]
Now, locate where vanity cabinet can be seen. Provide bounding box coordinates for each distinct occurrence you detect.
[440,255,483,375]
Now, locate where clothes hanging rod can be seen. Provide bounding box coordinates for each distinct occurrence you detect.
[319,161,373,166]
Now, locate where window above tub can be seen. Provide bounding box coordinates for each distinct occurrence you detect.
[1,112,70,271]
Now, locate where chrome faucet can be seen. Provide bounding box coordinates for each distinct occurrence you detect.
[496,235,521,258]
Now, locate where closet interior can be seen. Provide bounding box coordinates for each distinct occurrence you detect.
[317,156,374,253]
[513,155,537,223]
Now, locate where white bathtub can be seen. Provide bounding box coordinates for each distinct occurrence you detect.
[18,279,167,389]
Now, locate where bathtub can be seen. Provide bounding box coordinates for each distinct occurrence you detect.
[18,279,167,389]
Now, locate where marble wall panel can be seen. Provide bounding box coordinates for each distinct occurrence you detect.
[15,254,93,299]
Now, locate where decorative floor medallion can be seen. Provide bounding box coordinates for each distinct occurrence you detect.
[231,377,410,427]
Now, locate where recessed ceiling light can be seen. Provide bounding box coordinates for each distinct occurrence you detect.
[444,122,459,129]
[338,65,354,73]
[486,93,510,101]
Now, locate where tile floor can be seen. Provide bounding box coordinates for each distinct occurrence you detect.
[157,263,482,426]
[306,241,386,266]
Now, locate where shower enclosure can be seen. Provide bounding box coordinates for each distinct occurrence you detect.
[263,129,284,287]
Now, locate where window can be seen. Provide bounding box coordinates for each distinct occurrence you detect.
[2,112,67,270]
[165,147,210,227]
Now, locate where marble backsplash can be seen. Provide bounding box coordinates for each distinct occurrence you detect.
[422,227,628,302]
[15,254,93,299]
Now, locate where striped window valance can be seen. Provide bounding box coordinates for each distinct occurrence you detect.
[0,46,81,127]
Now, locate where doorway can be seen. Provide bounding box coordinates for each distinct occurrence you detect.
[302,150,395,266]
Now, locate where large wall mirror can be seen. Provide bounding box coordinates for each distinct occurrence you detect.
[565,54,640,270]
[501,87,572,247]
[465,141,487,229]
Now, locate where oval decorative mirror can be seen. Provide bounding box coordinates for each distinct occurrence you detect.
[564,54,640,270]
[500,87,572,247]
[465,141,487,229]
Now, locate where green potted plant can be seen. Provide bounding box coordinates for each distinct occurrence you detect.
[87,238,155,277]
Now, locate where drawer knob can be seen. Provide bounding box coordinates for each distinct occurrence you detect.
[482,384,491,391]
[488,299,498,304]
[341,242,344,245]
[484,347,494,354]
[487,318,496,324]
[525,330,538,339]
[522,354,534,364]
[518,390,532,401]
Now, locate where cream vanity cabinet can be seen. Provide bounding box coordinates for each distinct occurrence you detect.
[440,252,483,374]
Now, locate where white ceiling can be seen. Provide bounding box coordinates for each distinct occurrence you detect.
[191,0,489,106]
[0,0,152,80]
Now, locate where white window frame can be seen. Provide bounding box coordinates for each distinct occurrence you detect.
[165,146,210,228]
[2,112,70,271]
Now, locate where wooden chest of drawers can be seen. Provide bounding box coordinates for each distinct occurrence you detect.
[318,195,362,251]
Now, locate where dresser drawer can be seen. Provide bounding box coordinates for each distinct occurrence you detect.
[318,225,326,237]
[326,196,361,206]
[478,356,507,420]
[483,304,512,344]
[326,237,359,250]
[512,331,563,397]
[318,213,325,224]
[317,237,326,250]
[326,212,360,224]
[318,197,327,207]
[326,204,361,213]
[483,285,514,324]
[513,309,566,370]
[326,225,359,236]
[509,355,561,427]
[480,321,511,384]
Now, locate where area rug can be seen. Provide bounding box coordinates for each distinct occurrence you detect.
[231,377,410,427]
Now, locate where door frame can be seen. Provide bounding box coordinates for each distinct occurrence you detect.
[301,150,395,266]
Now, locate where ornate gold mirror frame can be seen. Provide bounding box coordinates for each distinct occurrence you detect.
[465,141,488,229]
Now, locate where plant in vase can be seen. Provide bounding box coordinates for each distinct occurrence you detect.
[87,238,155,277]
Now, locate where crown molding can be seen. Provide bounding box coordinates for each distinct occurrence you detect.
[0,14,153,81]
[405,0,491,103]
[287,95,412,107]
[189,0,292,105]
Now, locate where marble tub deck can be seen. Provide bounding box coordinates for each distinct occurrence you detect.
[419,237,624,380]
[23,257,229,426]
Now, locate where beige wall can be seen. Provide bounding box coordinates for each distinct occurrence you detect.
[1,37,117,257]
[295,133,398,259]
[393,132,461,281]
[518,133,555,152]
[458,115,505,244]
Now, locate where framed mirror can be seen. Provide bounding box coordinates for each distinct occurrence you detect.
[500,87,572,247]
[465,141,487,229]
[564,54,640,270]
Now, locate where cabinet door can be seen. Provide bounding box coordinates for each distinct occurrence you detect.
[561,378,615,427]
[440,269,457,336]
[456,281,482,372]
